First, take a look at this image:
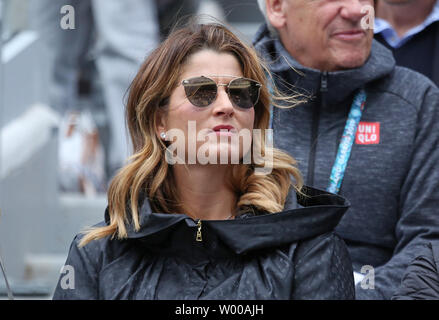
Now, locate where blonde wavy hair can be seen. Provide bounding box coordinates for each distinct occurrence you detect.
[79,22,303,247]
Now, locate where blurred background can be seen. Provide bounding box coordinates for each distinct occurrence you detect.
[0,0,264,299]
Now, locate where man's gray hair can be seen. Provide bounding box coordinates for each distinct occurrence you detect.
[257,0,279,37]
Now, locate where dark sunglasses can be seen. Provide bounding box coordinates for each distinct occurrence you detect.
[181,76,262,109]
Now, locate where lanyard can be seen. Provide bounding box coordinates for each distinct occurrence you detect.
[327,89,367,194]
[267,78,366,194]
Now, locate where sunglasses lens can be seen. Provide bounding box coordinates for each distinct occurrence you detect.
[183,77,217,107]
[228,78,261,109]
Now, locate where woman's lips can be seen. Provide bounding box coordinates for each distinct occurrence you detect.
[212,125,236,135]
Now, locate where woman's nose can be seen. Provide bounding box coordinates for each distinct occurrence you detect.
[212,87,235,117]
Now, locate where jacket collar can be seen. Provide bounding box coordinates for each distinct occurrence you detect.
[104,186,350,255]
[253,24,396,106]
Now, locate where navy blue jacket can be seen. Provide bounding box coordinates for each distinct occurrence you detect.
[375,21,439,87]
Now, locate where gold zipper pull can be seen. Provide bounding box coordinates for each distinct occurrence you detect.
[196,219,202,242]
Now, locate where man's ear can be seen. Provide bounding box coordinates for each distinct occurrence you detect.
[265,0,288,29]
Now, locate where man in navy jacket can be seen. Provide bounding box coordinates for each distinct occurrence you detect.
[374,0,439,86]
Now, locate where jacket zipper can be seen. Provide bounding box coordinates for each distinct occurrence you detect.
[306,71,327,186]
[196,219,203,242]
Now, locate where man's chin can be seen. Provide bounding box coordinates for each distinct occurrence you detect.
[327,38,372,70]
[331,52,370,70]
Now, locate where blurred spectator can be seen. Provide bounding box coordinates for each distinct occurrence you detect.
[155,0,201,40]
[375,0,439,86]
[31,0,160,194]
[1,0,29,41]
[30,0,96,114]
[90,0,160,176]
[58,110,106,195]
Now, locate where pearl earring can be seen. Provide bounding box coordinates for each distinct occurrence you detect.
[160,132,166,139]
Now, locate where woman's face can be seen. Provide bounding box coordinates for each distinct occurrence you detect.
[158,49,256,165]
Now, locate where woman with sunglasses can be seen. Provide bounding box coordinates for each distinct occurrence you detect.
[53,22,355,300]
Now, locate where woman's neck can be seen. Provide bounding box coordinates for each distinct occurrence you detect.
[376,0,436,38]
[172,164,237,220]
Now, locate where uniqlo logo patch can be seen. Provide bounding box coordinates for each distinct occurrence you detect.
[356,122,380,145]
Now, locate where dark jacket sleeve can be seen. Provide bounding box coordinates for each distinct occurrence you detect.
[292,232,355,300]
[52,234,101,300]
[392,242,439,300]
[356,83,439,300]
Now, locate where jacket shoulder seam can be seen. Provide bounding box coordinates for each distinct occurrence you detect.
[368,86,419,114]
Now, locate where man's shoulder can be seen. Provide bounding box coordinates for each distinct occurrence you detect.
[369,65,439,109]
[392,65,438,90]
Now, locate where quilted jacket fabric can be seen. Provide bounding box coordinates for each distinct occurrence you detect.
[392,242,439,300]
[53,186,355,300]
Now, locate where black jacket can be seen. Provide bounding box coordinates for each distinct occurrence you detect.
[392,242,439,300]
[52,186,355,300]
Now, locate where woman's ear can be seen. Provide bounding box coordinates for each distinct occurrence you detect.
[155,109,167,140]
